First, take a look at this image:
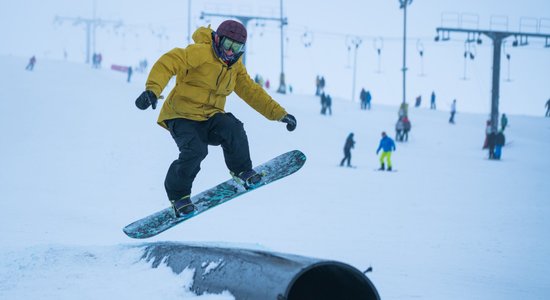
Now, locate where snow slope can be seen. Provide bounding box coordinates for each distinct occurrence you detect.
[1,56,549,299]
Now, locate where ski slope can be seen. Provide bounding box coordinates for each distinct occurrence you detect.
[1,56,549,299]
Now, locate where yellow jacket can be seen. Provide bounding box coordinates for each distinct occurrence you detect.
[146,26,288,129]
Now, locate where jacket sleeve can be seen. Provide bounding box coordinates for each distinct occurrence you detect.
[145,47,203,98]
[233,63,287,121]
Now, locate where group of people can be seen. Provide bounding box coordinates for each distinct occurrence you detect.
[359,88,372,110]
[339,132,396,171]
[483,114,508,160]
[320,92,333,115]
[412,91,438,110]
[254,74,272,90]
[315,75,326,96]
[395,116,411,142]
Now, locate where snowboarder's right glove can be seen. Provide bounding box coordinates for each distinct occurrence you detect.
[135,90,158,110]
[281,114,297,131]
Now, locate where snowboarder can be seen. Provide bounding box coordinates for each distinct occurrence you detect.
[365,90,372,110]
[402,116,411,142]
[415,95,422,107]
[320,92,327,115]
[501,113,508,131]
[25,55,36,71]
[449,99,457,124]
[483,120,494,149]
[487,131,497,159]
[134,20,297,217]
[494,130,505,160]
[376,131,396,171]
[430,91,436,110]
[395,118,404,142]
[325,94,332,116]
[340,133,355,167]
[360,88,367,110]
[127,66,133,83]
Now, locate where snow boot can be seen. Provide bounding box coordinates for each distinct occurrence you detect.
[234,169,263,189]
[387,166,392,171]
[170,195,196,217]
[378,163,385,171]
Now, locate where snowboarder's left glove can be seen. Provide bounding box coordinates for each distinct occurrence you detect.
[281,114,297,131]
[135,90,158,110]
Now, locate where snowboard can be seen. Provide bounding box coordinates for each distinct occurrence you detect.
[123,150,307,239]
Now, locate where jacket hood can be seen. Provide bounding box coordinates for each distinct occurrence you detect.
[192,26,214,44]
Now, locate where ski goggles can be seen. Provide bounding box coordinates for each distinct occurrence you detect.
[220,37,245,53]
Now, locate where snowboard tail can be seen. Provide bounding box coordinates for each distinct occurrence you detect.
[123,150,306,239]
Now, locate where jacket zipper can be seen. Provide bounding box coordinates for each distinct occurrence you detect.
[215,65,226,87]
[225,73,232,89]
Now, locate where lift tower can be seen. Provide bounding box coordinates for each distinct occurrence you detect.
[435,26,550,131]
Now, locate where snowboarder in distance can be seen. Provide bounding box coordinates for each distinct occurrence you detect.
[430,91,436,110]
[494,130,506,160]
[134,20,297,217]
[449,99,457,124]
[500,113,508,131]
[127,66,133,83]
[25,55,36,71]
[376,131,396,171]
[340,133,355,167]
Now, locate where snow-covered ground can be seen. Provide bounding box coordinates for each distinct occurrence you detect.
[1,56,549,299]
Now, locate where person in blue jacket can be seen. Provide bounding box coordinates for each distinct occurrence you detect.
[376,131,396,171]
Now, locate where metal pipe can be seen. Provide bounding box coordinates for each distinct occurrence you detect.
[140,242,380,300]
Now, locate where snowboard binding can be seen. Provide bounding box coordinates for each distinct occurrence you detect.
[170,195,196,218]
[232,169,266,190]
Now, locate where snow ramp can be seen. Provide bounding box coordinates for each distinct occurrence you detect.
[140,242,380,300]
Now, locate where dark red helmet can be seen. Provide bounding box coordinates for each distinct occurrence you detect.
[216,20,247,44]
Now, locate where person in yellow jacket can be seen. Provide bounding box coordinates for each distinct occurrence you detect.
[135,20,297,217]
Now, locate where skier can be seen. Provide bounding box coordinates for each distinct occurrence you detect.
[340,133,355,167]
[546,99,550,117]
[134,20,297,217]
[376,131,396,171]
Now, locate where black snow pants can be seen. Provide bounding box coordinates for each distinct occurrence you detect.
[340,149,352,167]
[164,113,252,200]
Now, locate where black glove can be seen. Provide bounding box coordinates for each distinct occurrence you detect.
[281,114,297,131]
[135,90,158,110]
